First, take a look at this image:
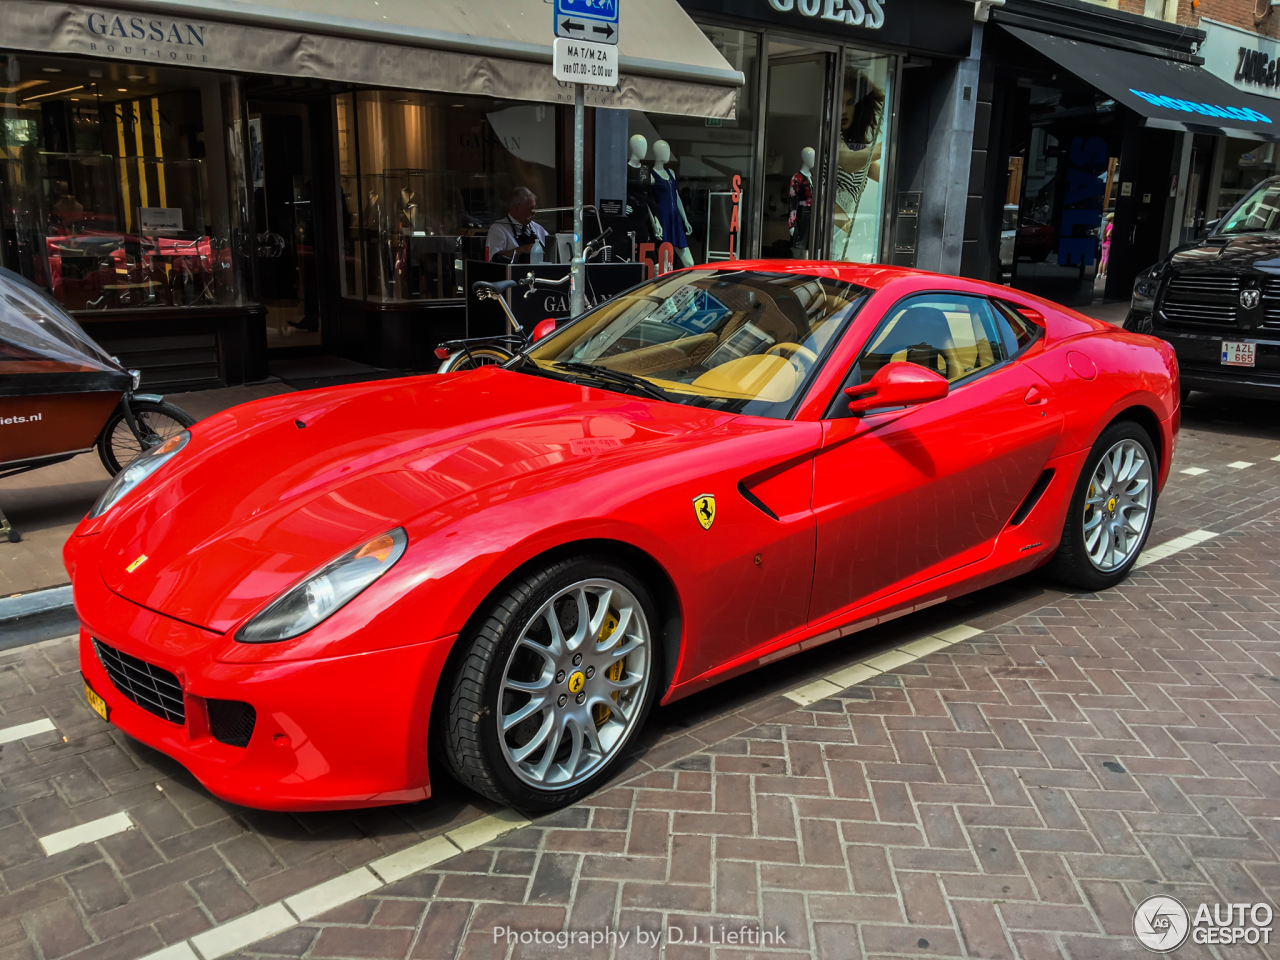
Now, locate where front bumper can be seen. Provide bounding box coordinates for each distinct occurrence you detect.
[1157,327,1280,399]
[76,567,454,811]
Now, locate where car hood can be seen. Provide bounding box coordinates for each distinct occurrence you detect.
[1169,234,1280,272]
[97,368,734,633]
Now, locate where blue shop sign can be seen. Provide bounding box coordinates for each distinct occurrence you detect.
[1129,88,1272,124]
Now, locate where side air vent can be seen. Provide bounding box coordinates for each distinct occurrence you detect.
[737,481,779,521]
[1008,469,1055,527]
[207,700,257,747]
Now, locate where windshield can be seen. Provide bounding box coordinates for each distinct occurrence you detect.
[526,270,868,419]
[1219,182,1280,235]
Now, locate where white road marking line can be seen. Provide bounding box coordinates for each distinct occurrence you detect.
[784,678,845,706]
[1134,529,1219,569]
[368,835,458,884]
[0,718,56,744]
[38,811,133,856]
[1227,461,1255,470]
[147,808,532,960]
[137,943,200,960]
[285,867,382,921]
[1180,467,1208,476]
[785,622,986,706]
[190,903,295,960]
[447,808,532,851]
[1272,454,1280,462]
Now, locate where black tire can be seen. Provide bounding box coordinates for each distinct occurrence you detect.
[437,346,513,373]
[443,555,661,811]
[1045,421,1159,590]
[97,400,196,476]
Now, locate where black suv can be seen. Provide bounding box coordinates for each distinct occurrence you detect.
[1125,176,1280,399]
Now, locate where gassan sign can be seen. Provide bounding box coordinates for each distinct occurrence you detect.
[82,9,212,64]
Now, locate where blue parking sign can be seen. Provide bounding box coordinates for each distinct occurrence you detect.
[555,0,620,44]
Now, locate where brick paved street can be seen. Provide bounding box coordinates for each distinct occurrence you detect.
[2,392,1280,960]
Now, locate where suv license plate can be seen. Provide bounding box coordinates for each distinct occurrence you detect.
[1222,341,1256,367]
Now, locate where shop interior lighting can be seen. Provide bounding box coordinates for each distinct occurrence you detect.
[118,87,127,92]
[22,84,84,102]
[41,67,62,73]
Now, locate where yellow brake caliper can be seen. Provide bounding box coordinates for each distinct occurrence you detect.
[593,610,624,727]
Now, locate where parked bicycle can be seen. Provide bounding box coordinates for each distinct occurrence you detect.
[0,266,196,543]
[435,273,571,373]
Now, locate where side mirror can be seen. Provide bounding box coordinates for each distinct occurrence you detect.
[532,318,558,342]
[1201,218,1220,238]
[845,361,948,415]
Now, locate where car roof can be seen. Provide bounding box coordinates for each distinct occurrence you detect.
[683,259,1005,294]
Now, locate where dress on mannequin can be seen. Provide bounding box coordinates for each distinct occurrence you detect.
[787,171,813,254]
[651,171,687,250]
[623,164,657,248]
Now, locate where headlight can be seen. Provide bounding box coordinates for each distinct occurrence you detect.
[236,528,408,643]
[88,431,190,519]
[1131,264,1166,311]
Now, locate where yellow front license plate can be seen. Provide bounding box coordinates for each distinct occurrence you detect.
[84,681,109,722]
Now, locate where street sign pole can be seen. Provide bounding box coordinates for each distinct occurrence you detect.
[553,0,619,319]
[571,82,585,319]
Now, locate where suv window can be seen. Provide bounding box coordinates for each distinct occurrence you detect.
[857,294,1009,384]
[1219,183,1280,234]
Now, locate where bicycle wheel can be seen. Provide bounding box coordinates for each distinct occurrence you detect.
[437,346,514,373]
[97,400,196,476]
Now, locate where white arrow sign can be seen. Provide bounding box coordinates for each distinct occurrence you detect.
[552,38,619,87]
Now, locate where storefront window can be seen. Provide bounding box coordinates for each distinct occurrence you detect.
[336,90,561,302]
[0,53,248,312]
[829,50,892,264]
[626,26,761,264]
[1212,137,1278,223]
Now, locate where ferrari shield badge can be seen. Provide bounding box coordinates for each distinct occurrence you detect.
[693,493,716,530]
[126,554,148,573]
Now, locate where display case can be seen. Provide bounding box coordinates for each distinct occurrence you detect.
[8,151,230,312]
[355,168,464,301]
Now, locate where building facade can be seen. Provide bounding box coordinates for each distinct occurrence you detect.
[0,0,740,388]
[963,0,1280,307]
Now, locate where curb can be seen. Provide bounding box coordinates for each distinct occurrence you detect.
[0,585,78,650]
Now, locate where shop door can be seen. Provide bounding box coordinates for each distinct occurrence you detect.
[1009,84,1122,308]
[760,41,835,261]
[250,101,320,350]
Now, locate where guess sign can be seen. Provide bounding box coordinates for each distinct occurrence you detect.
[766,0,885,29]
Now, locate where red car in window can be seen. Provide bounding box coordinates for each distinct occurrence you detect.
[66,262,1179,811]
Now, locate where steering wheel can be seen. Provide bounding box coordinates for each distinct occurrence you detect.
[766,342,819,368]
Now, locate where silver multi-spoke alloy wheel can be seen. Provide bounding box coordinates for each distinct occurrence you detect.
[496,578,651,790]
[1082,437,1153,573]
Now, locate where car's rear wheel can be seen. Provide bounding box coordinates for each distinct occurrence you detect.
[443,556,660,811]
[1046,421,1157,590]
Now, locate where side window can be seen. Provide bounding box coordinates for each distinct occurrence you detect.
[857,294,1009,385]
[992,299,1044,356]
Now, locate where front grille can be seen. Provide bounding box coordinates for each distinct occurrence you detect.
[207,700,256,748]
[1161,302,1239,325]
[1161,274,1240,327]
[93,640,185,725]
[1263,278,1280,329]
[1166,275,1241,297]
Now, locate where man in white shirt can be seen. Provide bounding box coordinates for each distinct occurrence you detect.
[485,187,550,263]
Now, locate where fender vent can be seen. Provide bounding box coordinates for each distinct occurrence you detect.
[737,481,779,521]
[1008,469,1055,527]
[207,700,257,748]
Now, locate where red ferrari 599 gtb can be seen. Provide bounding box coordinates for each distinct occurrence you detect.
[66,263,1179,811]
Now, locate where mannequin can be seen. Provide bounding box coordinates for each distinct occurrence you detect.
[650,140,694,268]
[621,134,660,258]
[788,147,816,259]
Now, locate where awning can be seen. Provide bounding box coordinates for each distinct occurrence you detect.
[1,0,743,118]
[1003,24,1280,141]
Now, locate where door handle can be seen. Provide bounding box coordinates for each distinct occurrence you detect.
[1024,385,1048,406]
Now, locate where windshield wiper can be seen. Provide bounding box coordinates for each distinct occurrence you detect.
[552,361,671,402]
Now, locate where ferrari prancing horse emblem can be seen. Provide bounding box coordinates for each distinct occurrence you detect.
[693,493,716,530]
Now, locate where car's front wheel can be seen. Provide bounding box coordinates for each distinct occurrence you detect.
[1046,421,1158,590]
[443,556,660,811]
